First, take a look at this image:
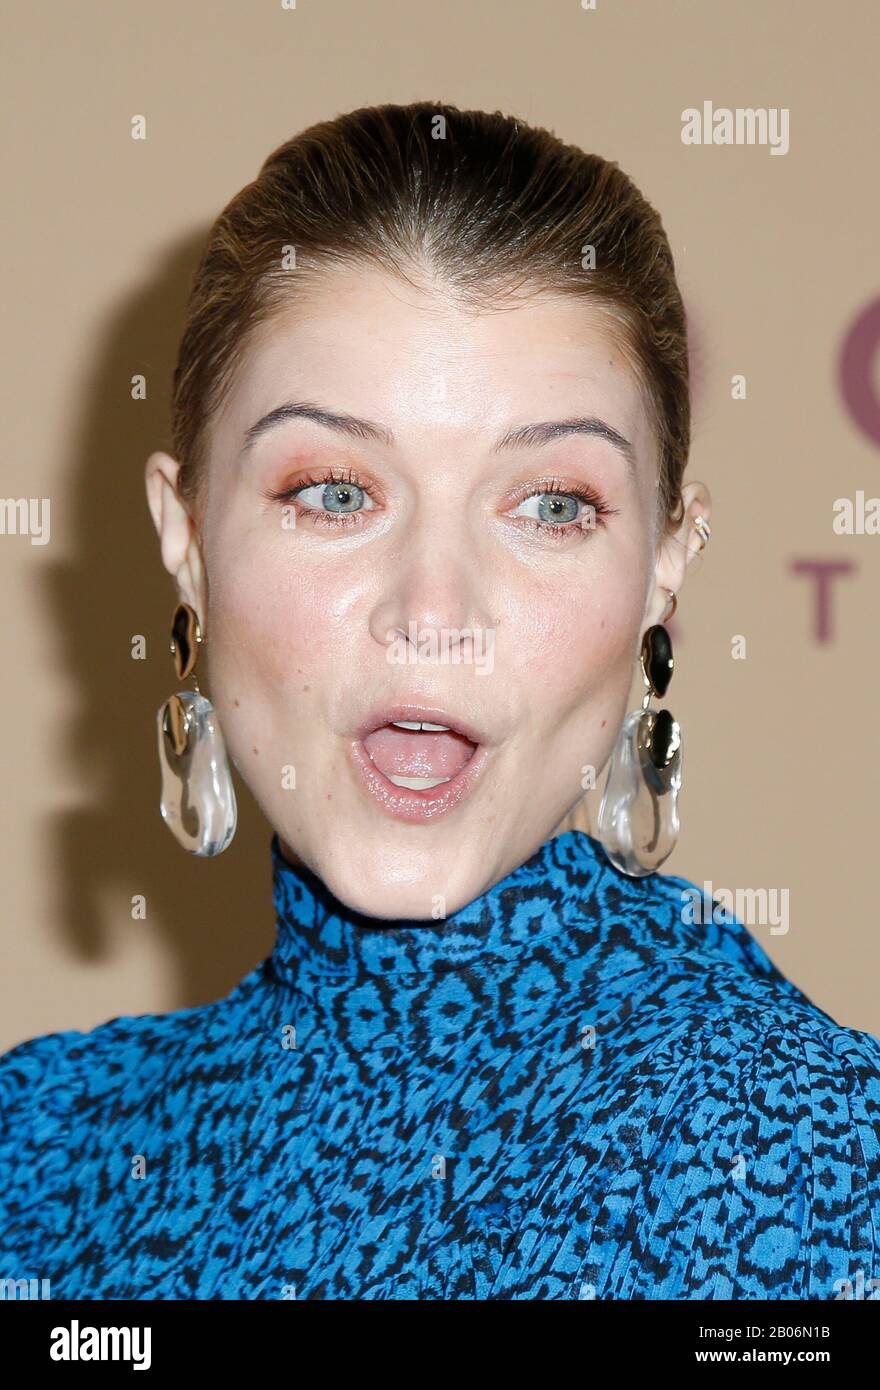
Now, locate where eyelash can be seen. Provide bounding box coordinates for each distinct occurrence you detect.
[261,466,616,539]
[263,467,375,532]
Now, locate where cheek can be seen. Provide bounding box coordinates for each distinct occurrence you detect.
[199,531,344,754]
[507,552,648,712]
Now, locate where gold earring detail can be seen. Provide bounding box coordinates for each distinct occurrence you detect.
[156,601,237,856]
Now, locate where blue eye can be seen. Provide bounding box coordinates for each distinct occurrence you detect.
[296,480,374,514]
[511,488,602,537]
[522,493,581,524]
[264,472,612,539]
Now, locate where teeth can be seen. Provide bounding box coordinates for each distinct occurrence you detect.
[390,720,451,732]
[387,774,452,790]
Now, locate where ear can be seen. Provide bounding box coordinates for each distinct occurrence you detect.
[144,451,208,623]
[645,479,712,625]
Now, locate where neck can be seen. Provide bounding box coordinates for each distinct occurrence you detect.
[268,827,608,989]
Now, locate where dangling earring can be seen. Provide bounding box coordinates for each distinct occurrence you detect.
[597,592,682,876]
[156,601,237,856]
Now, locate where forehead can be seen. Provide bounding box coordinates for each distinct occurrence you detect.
[214,263,656,467]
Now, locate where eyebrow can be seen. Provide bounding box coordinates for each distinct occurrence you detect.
[240,400,637,472]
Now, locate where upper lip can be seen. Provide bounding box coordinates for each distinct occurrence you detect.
[354,702,493,747]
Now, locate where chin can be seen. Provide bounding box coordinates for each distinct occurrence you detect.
[316,838,477,923]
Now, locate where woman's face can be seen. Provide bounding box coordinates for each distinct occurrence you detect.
[147,264,705,918]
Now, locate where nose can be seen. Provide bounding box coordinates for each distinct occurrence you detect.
[368,519,496,661]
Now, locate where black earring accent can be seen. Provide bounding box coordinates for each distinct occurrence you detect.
[640,624,674,699]
[597,619,683,876]
[646,707,681,772]
[170,601,201,682]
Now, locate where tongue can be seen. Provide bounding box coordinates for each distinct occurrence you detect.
[362,724,477,779]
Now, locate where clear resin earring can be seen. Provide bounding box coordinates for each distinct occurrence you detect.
[597,605,682,876]
[156,601,237,856]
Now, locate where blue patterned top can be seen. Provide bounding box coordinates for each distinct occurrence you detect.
[1,829,879,1299]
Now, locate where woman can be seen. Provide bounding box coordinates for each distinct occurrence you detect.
[2,102,879,1301]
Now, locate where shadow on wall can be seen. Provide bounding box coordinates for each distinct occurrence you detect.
[46,229,275,1016]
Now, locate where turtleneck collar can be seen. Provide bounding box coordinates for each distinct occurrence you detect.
[269,828,610,990]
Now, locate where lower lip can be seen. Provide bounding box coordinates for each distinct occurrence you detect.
[348,737,492,823]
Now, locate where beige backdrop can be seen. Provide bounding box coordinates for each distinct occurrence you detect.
[3,0,879,1053]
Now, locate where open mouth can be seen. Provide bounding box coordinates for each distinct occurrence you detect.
[349,707,491,822]
[361,719,478,789]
